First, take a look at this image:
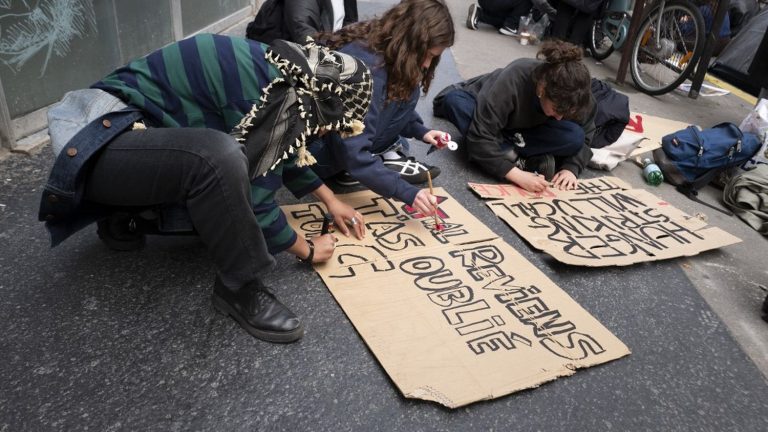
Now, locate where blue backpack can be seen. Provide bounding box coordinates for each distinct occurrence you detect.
[653,122,762,214]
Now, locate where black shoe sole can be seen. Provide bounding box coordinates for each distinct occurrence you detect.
[335,179,361,187]
[96,220,146,252]
[211,293,304,343]
[540,157,555,181]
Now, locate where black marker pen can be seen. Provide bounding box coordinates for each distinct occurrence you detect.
[321,213,334,235]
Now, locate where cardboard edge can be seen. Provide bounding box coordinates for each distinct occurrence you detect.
[404,347,632,409]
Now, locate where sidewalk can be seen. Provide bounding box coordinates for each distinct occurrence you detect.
[0,1,766,430]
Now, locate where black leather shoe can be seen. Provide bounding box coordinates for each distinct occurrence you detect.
[212,278,304,343]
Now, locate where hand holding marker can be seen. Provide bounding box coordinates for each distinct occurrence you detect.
[426,171,443,232]
[427,132,458,155]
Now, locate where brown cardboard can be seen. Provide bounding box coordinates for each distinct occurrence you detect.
[469,176,633,200]
[281,188,498,268]
[626,111,691,157]
[282,188,630,408]
[472,178,742,266]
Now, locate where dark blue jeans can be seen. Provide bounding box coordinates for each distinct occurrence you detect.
[84,128,275,290]
[307,135,410,180]
[433,87,584,159]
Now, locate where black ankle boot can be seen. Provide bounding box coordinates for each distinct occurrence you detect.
[212,278,303,343]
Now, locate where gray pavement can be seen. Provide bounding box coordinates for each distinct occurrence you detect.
[1,1,767,430]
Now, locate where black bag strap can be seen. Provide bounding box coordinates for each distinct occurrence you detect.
[676,180,734,216]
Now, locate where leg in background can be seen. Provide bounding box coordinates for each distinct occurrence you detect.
[516,119,585,158]
[432,88,477,139]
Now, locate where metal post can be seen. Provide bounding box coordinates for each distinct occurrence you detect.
[687,0,730,99]
[170,0,184,40]
[0,75,14,151]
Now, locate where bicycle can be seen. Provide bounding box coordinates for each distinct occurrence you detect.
[589,0,633,61]
[589,0,706,96]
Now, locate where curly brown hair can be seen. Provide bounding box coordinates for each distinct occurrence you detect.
[318,0,455,102]
[532,40,592,120]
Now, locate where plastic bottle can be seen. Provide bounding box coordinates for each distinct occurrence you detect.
[642,158,664,186]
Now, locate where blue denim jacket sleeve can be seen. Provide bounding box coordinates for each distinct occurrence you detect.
[39,109,143,246]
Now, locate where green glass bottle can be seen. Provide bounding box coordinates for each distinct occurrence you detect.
[642,158,664,186]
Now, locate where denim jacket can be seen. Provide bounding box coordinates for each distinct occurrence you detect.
[39,90,142,246]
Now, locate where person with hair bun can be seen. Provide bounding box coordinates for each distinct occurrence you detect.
[307,0,454,217]
[433,40,595,192]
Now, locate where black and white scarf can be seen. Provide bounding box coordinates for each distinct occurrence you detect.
[231,39,372,179]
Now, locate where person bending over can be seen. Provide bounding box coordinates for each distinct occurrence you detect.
[40,35,371,344]
[307,0,455,217]
[433,40,595,192]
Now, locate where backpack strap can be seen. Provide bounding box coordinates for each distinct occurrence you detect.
[676,179,734,216]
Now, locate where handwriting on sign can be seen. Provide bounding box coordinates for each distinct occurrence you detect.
[283,188,631,405]
[469,178,628,200]
[401,243,606,360]
[492,192,705,260]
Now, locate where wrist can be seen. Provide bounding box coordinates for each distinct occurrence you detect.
[313,184,335,204]
[298,239,315,264]
[505,166,523,182]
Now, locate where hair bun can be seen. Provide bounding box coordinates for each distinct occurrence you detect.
[537,40,583,64]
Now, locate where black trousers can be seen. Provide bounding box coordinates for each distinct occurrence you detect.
[84,127,275,291]
[550,2,595,47]
[479,0,533,29]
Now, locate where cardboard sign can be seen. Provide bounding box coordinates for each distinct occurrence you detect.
[282,188,630,408]
[469,176,633,199]
[470,178,741,267]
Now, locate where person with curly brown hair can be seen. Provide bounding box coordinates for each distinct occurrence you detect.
[307,0,454,217]
[433,40,596,192]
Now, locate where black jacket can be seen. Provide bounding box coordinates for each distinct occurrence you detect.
[446,59,596,178]
[246,0,358,44]
[590,78,630,149]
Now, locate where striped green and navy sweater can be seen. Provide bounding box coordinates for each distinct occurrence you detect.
[93,34,322,254]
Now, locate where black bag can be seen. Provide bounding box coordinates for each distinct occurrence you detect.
[245,0,285,44]
[653,122,762,214]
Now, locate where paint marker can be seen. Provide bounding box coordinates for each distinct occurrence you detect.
[426,171,443,231]
[321,213,334,235]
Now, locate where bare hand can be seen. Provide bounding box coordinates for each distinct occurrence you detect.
[422,130,448,150]
[326,199,365,240]
[310,233,338,263]
[505,167,549,193]
[552,169,578,190]
[412,189,438,216]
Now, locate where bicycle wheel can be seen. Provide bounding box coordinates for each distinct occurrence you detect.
[589,15,616,60]
[629,0,705,95]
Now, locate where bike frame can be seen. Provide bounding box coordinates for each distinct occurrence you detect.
[600,0,632,49]
[653,0,667,50]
